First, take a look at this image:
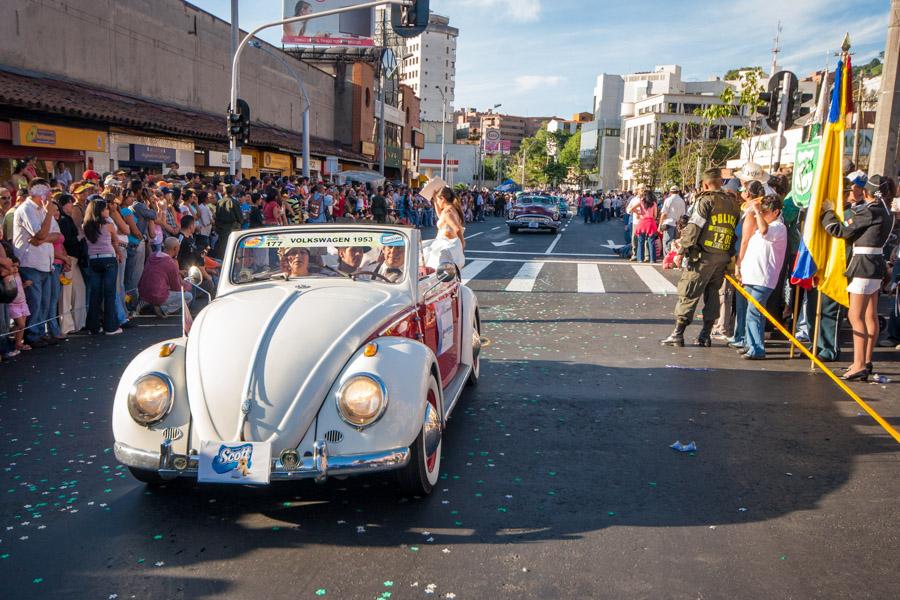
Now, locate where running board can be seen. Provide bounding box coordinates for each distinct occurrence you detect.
[443,364,472,421]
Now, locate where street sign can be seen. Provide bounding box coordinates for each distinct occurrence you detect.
[380,48,397,79]
[546,138,558,157]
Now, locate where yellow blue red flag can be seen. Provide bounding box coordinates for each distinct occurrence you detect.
[790,55,853,307]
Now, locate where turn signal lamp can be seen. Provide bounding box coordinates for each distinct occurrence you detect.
[363,343,379,357]
[159,343,177,358]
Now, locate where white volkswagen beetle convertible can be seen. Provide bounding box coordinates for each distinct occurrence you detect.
[113,224,480,496]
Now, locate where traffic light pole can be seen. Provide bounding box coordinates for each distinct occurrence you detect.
[227,0,414,177]
[773,71,793,171]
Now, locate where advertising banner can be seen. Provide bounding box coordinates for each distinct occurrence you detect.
[282,0,375,47]
[11,121,107,152]
[791,139,821,209]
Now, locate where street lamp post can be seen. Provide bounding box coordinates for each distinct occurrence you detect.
[227,0,411,176]
[434,85,448,180]
[248,40,311,179]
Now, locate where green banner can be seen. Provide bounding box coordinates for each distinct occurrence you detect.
[791,138,821,208]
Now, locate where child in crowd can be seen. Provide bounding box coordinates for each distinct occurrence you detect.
[6,255,31,352]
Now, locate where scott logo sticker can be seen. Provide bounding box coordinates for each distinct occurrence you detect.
[212,443,254,477]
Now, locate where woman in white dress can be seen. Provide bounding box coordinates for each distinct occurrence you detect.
[429,186,466,269]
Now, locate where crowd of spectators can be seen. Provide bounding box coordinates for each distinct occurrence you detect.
[574,166,900,367]
[0,161,506,364]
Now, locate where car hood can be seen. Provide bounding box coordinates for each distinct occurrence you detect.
[184,282,406,447]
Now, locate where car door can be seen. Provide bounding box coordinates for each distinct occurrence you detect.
[418,268,461,388]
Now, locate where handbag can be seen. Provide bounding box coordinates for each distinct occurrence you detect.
[0,275,16,304]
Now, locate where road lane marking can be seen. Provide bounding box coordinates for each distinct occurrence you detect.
[631,265,677,295]
[544,234,562,254]
[465,231,484,240]
[460,260,492,285]
[491,226,501,230]
[467,249,616,257]
[492,238,515,247]
[506,262,544,292]
[577,263,606,293]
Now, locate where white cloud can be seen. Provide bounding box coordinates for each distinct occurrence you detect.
[454,0,541,23]
[514,75,565,92]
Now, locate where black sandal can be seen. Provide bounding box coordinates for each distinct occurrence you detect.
[842,368,869,382]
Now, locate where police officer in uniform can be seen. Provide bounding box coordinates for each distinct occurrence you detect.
[822,173,895,380]
[661,168,741,347]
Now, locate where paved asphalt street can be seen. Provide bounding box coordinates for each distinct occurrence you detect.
[2,214,900,599]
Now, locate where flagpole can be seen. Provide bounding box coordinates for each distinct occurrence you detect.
[811,287,823,370]
[789,286,801,359]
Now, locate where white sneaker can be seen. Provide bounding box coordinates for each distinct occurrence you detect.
[105,329,124,336]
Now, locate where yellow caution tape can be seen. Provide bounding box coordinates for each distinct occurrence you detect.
[725,275,900,444]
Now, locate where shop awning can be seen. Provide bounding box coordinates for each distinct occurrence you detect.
[0,68,370,163]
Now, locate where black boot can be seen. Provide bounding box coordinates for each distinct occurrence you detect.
[694,321,715,347]
[660,321,689,347]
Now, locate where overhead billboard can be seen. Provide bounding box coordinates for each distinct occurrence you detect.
[282,0,375,47]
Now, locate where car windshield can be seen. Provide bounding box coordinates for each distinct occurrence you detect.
[519,196,553,206]
[230,229,409,285]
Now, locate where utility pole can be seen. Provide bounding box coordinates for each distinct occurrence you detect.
[231,0,240,98]
[773,71,792,170]
[870,0,900,178]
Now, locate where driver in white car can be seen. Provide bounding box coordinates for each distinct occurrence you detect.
[374,245,406,282]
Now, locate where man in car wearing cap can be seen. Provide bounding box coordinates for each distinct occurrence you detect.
[661,167,741,347]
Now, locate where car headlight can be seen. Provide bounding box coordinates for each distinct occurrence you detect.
[127,373,174,426]
[336,374,387,428]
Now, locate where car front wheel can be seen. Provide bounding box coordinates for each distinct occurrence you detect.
[398,376,442,496]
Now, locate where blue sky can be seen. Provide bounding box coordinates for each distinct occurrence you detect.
[193,0,891,118]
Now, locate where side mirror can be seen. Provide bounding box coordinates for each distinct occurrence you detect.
[437,263,458,283]
[187,266,203,286]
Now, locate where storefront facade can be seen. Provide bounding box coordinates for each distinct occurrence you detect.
[110,132,195,175]
[0,119,109,187]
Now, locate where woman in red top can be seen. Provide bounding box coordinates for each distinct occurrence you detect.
[262,190,284,226]
[634,191,659,263]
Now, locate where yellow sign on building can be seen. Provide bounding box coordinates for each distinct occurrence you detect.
[11,121,107,152]
[262,152,292,172]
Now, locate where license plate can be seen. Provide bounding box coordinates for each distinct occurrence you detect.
[197,440,272,484]
[528,222,539,229]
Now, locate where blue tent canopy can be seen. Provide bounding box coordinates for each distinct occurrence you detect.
[494,179,520,192]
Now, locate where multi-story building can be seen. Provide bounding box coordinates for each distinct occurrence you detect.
[398,13,458,125]
[618,65,745,190]
[580,74,624,191]
[479,113,553,153]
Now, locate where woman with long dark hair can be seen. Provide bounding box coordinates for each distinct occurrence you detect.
[634,190,660,263]
[83,199,124,335]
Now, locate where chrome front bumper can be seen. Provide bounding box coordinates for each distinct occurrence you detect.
[114,441,410,483]
[506,218,559,229]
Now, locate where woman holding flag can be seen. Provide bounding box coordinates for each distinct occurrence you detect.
[822,173,895,381]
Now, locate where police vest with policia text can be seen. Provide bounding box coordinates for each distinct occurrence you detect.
[692,191,740,255]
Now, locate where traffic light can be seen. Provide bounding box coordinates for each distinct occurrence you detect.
[391,0,429,38]
[786,90,815,129]
[228,99,251,147]
[757,91,778,130]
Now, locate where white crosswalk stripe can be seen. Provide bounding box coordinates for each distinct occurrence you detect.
[506,262,544,292]
[460,260,492,285]
[576,263,605,293]
[630,265,677,295]
[460,259,679,295]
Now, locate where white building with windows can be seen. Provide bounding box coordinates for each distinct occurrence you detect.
[618,65,744,190]
[398,13,458,125]
[580,73,624,191]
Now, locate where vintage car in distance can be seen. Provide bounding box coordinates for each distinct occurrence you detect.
[506,195,561,234]
[112,225,481,496]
